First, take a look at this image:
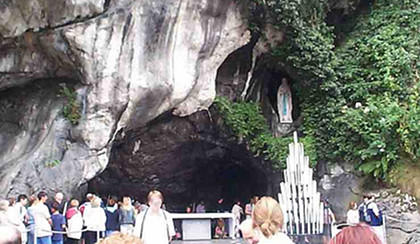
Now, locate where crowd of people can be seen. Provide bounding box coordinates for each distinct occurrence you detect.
[0,190,172,244]
[0,189,386,244]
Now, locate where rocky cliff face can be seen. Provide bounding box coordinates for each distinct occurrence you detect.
[0,0,249,197]
[89,108,275,210]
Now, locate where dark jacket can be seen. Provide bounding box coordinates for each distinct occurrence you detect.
[105,206,120,231]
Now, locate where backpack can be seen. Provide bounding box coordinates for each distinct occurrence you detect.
[364,202,383,226]
[358,204,366,223]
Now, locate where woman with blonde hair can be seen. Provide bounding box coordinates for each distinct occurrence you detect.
[65,199,83,244]
[252,196,294,244]
[83,197,106,244]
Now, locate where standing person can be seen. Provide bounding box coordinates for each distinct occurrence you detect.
[6,197,21,226]
[119,196,136,235]
[7,197,27,244]
[245,196,258,219]
[364,195,385,244]
[79,193,94,244]
[231,201,243,238]
[51,203,66,244]
[196,201,206,213]
[50,193,65,214]
[358,195,368,223]
[83,197,106,244]
[347,202,360,225]
[14,194,28,244]
[216,198,225,213]
[26,195,39,244]
[105,196,119,237]
[6,197,23,228]
[14,195,28,224]
[252,196,294,244]
[0,199,10,225]
[79,194,94,216]
[34,191,53,244]
[322,199,336,244]
[134,190,175,244]
[65,199,83,244]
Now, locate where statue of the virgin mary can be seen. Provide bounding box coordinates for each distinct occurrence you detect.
[277,78,293,123]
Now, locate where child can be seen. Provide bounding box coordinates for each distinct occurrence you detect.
[214,218,227,239]
[51,202,66,244]
[347,202,360,225]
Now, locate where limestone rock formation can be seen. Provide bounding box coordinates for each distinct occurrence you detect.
[0,0,249,197]
[89,109,274,210]
[371,189,420,244]
[318,164,420,243]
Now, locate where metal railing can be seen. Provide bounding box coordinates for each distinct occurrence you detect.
[26,218,102,244]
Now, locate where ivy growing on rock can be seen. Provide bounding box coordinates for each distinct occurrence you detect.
[304,0,420,179]
[221,0,420,180]
[60,85,81,125]
[214,97,317,169]
[251,0,336,84]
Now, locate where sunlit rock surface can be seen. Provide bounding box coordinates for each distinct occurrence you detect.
[0,0,249,197]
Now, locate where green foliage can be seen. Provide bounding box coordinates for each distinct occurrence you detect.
[303,0,420,179]
[214,97,317,169]
[60,86,81,125]
[249,0,420,179]
[45,159,60,168]
[251,0,336,84]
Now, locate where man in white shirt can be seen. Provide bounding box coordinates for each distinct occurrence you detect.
[35,191,52,244]
[15,195,28,223]
[134,190,175,244]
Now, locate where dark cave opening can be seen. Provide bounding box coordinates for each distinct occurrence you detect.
[87,112,270,212]
[186,149,268,212]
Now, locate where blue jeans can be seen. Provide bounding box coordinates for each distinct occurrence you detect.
[52,240,63,244]
[105,230,118,237]
[37,236,52,244]
[27,233,34,244]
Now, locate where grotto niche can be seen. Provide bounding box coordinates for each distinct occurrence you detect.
[88,110,271,212]
[247,65,302,137]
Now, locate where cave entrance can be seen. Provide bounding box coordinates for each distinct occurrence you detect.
[88,112,270,212]
[186,145,268,212]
